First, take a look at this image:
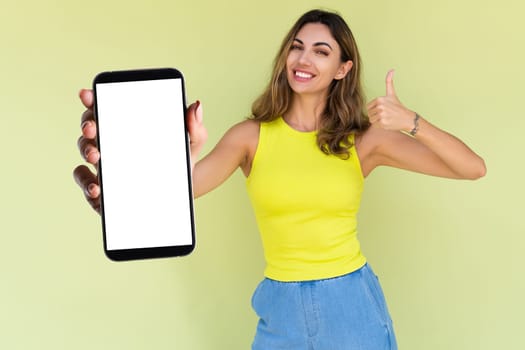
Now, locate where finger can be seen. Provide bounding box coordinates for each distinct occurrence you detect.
[81,110,97,139]
[73,165,100,199]
[73,165,101,213]
[81,108,95,125]
[366,98,378,110]
[366,107,375,123]
[367,107,378,123]
[367,102,384,115]
[195,100,203,123]
[77,136,100,164]
[186,100,202,124]
[368,113,383,126]
[79,89,94,109]
[186,100,204,140]
[385,69,396,97]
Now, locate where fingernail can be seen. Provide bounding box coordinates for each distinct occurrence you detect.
[86,183,96,197]
[84,147,94,159]
[195,100,203,123]
[81,120,90,131]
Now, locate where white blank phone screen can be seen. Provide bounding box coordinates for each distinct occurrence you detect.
[95,78,193,250]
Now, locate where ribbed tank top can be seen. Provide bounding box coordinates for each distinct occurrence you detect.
[246,117,366,282]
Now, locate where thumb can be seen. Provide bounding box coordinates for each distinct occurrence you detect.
[187,100,202,125]
[385,69,396,97]
[186,100,206,142]
[195,100,203,123]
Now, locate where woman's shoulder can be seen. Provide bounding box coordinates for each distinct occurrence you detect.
[220,119,260,150]
[225,119,260,140]
[233,118,260,131]
[223,119,260,175]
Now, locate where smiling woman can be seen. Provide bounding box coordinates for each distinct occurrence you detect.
[286,24,353,107]
[74,8,485,350]
[251,10,367,159]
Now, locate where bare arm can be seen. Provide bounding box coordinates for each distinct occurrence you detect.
[192,120,259,198]
[358,70,486,179]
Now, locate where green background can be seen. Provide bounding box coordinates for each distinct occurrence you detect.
[1,0,523,349]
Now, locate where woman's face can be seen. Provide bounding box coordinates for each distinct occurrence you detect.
[286,22,352,97]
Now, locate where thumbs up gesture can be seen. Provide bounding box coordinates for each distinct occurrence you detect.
[367,70,415,133]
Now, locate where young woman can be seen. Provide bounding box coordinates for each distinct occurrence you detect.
[74,9,486,350]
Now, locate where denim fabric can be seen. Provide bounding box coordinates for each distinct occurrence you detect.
[251,263,397,350]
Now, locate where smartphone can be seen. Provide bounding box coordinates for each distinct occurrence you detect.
[93,68,195,261]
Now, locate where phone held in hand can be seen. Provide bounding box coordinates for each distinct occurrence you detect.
[93,68,195,261]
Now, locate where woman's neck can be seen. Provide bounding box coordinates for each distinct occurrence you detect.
[284,93,327,132]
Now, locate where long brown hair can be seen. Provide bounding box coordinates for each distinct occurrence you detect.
[250,9,369,158]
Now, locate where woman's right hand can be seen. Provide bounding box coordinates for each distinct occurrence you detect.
[186,100,208,170]
[73,89,101,214]
[73,89,207,214]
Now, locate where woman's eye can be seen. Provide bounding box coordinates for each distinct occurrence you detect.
[316,50,329,56]
[291,45,303,50]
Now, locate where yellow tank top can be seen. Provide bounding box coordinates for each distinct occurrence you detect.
[246,117,366,281]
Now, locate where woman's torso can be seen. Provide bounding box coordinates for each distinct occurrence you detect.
[244,117,367,281]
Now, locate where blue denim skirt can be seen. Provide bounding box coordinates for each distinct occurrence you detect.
[251,263,397,350]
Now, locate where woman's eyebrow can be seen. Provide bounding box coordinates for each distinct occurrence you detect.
[293,38,333,50]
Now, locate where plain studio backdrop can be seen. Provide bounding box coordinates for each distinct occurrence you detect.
[1,0,523,349]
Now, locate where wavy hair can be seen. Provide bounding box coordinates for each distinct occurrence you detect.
[250,9,369,158]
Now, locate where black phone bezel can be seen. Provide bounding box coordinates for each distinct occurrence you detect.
[92,68,195,261]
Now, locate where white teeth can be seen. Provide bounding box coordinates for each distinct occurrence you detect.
[295,71,313,79]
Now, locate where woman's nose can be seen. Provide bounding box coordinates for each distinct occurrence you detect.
[298,50,312,65]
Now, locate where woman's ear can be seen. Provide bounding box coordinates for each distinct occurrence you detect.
[335,60,353,80]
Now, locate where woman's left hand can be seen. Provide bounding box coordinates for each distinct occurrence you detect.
[366,70,416,133]
[361,70,486,180]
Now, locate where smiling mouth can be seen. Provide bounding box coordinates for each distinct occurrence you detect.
[295,71,314,79]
